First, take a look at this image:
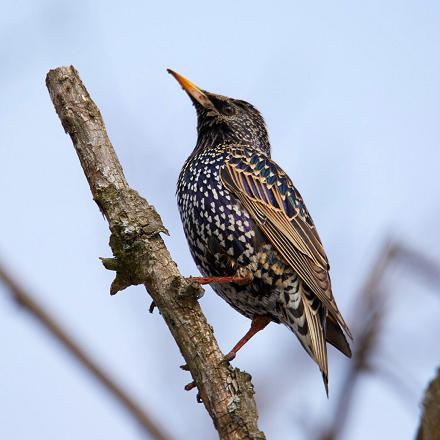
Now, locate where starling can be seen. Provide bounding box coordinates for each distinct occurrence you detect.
[168,69,352,394]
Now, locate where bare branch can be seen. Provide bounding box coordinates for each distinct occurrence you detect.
[395,244,440,290]
[45,65,265,440]
[0,262,171,440]
[417,369,440,440]
[319,241,397,440]
[319,240,440,440]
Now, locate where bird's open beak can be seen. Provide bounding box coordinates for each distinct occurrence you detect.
[167,69,216,111]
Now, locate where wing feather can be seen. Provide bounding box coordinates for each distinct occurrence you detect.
[221,147,352,339]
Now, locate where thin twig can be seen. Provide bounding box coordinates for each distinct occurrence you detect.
[319,241,398,440]
[395,244,440,290]
[0,262,172,440]
[319,240,440,440]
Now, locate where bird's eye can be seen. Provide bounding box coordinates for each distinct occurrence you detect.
[222,104,235,116]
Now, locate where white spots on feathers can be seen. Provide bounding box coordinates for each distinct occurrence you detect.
[176,144,315,341]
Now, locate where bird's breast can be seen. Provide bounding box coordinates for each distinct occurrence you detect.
[177,147,259,276]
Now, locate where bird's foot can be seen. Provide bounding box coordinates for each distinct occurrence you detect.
[184,381,196,391]
[222,351,236,363]
[184,380,202,403]
[148,301,156,313]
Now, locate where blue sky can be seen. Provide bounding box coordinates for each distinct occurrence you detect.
[1,1,440,439]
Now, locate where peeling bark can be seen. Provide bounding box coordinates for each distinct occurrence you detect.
[46,65,265,440]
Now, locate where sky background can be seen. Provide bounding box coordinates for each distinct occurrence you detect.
[1,1,440,439]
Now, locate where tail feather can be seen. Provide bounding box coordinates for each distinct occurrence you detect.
[326,314,352,358]
[302,286,329,396]
[322,371,329,398]
[281,280,351,397]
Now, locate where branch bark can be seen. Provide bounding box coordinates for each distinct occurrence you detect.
[46,65,265,440]
[417,369,440,440]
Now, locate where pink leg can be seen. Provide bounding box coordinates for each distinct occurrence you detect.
[223,316,271,361]
[187,276,251,286]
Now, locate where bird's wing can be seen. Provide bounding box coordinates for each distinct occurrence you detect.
[221,146,352,338]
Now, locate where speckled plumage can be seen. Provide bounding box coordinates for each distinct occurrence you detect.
[171,70,352,393]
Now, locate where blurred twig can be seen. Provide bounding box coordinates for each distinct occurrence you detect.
[396,243,440,289]
[0,262,172,440]
[319,240,440,440]
[375,361,418,406]
[319,241,397,440]
[46,65,264,440]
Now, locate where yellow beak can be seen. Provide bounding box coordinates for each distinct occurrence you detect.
[167,69,216,110]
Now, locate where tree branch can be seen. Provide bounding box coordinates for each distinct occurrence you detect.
[318,240,440,440]
[417,369,440,440]
[318,241,397,440]
[46,65,264,440]
[0,261,171,440]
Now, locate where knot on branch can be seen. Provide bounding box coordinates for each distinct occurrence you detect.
[97,186,169,295]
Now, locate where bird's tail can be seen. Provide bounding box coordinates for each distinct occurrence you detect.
[280,282,330,396]
[302,286,330,397]
[326,314,352,358]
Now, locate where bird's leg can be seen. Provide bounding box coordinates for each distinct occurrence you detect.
[187,276,249,285]
[223,315,271,362]
[187,267,253,286]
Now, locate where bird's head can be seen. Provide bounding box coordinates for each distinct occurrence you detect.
[168,69,270,156]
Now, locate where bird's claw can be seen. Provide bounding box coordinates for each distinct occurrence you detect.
[222,351,236,364]
[148,301,156,313]
[184,381,196,391]
[184,381,203,402]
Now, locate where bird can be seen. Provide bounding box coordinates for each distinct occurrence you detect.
[168,69,352,395]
